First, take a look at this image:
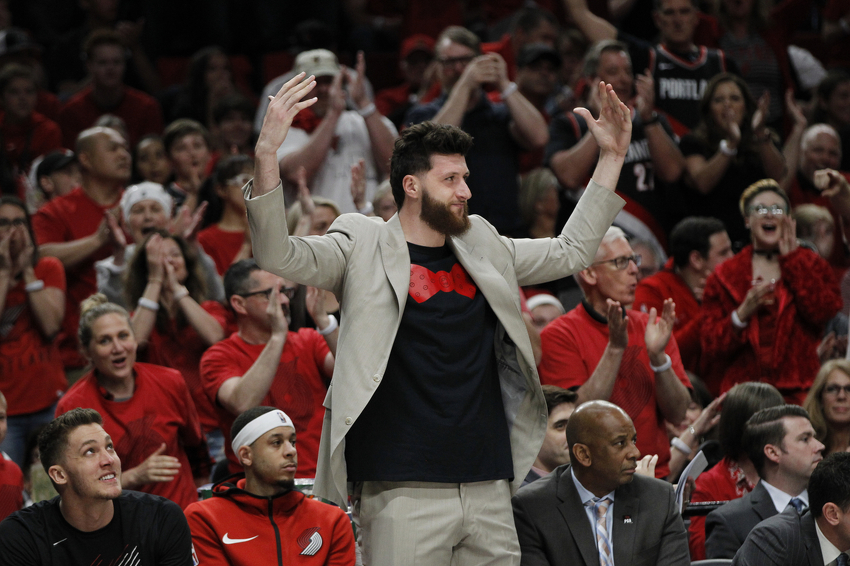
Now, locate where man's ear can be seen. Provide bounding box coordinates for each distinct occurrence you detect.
[49,464,68,486]
[402,174,419,201]
[572,443,592,468]
[230,295,247,316]
[237,446,253,468]
[579,267,597,287]
[822,502,842,527]
[764,443,782,466]
[688,250,705,272]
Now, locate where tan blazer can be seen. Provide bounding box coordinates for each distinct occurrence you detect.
[244,180,624,507]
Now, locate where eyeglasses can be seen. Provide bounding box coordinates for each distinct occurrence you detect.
[227,173,252,187]
[824,384,850,396]
[592,254,642,270]
[0,218,26,229]
[438,55,475,67]
[238,285,297,300]
[747,204,786,217]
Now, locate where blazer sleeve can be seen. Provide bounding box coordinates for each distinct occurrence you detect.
[656,483,692,566]
[511,493,555,566]
[508,180,625,287]
[731,520,790,566]
[244,180,352,295]
[705,507,745,559]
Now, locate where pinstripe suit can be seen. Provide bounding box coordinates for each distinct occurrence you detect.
[732,510,822,566]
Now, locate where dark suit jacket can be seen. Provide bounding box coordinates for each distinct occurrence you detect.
[511,464,690,566]
[706,481,779,559]
[732,510,822,566]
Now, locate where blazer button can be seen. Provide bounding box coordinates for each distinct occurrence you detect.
[372,374,381,383]
[344,417,353,425]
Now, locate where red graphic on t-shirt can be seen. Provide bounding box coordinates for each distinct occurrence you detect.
[610,345,654,419]
[409,263,477,303]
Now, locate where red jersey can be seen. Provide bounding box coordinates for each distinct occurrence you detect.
[138,300,230,431]
[0,111,63,172]
[0,452,23,521]
[56,362,209,509]
[58,86,164,148]
[185,477,355,566]
[688,456,755,560]
[33,187,120,368]
[0,256,66,415]
[197,225,247,276]
[634,258,703,374]
[200,330,331,478]
[538,302,691,479]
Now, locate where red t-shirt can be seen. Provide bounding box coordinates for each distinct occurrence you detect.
[633,259,703,374]
[0,256,66,415]
[197,225,247,276]
[36,90,63,123]
[0,111,63,172]
[138,300,230,431]
[56,362,208,509]
[58,86,164,148]
[200,330,331,478]
[0,453,23,521]
[538,303,691,479]
[33,187,120,368]
[688,456,755,560]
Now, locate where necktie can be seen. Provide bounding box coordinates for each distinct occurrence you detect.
[836,553,848,566]
[788,497,805,514]
[592,497,614,566]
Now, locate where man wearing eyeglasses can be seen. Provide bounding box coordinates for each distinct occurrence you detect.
[539,226,692,481]
[200,259,337,479]
[405,25,549,235]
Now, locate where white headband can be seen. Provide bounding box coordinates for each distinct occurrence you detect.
[120,181,173,220]
[231,410,295,455]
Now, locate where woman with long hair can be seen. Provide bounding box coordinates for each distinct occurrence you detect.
[804,359,850,455]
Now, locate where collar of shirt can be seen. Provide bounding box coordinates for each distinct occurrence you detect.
[571,467,616,551]
[760,479,808,514]
[815,515,846,566]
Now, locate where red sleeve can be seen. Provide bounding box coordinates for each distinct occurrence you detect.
[327,507,357,566]
[201,300,229,333]
[36,256,66,291]
[303,328,332,382]
[185,505,230,566]
[700,273,749,359]
[537,318,592,389]
[200,341,241,405]
[32,202,69,245]
[779,248,842,327]
[664,333,692,389]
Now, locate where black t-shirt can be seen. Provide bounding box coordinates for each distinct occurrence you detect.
[0,491,193,566]
[345,243,513,482]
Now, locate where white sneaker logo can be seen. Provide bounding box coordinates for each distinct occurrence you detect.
[222,533,258,545]
[53,538,68,546]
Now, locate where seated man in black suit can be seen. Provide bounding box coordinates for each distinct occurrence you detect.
[512,400,689,566]
[706,405,825,559]
[733,451,850,566]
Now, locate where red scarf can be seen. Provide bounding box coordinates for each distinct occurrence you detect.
[292,107,323,134]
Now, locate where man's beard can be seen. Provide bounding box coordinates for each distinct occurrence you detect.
[277,478,295,493]
[420,189,471,237]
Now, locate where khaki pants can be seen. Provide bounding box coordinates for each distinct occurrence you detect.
[350,479,521,566]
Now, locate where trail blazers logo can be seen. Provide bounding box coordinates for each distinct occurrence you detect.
[298,527,323,556]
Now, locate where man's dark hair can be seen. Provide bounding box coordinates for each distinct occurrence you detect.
[542,385,578,414]
[669,217,727,269]
[212,94,256,125]
[0,63,34,96]
[743,405,811,477]
[162,118,211,156]
[389,122,473,209]
[719,382,784,460]
[39,408,103,474]
[223,258,262,304]
[510,7,557,34]
[83,29,124,61]
[232,406,277,441]
[809,452,850,518]
[583,40,631,79]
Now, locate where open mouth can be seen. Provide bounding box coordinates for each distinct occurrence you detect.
[99,473,116,482]
[140,226,155,236]
[761,223,777,233]
[111,356,128,369]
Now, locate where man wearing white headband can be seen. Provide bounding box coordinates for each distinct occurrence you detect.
[184,407,355,566]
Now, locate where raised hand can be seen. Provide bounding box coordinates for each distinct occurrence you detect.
[785,89,807,130]
[350,159,366,211]
[635,454,658,478]
[0,230,12,274]
[644,299,675,358]
[145,233,166,282]
[328,68,347,116]
[575,81,632,158]
[11,223,34,275]
[752,92,770,133]
[778,214,798,256]
[350,51,370,109]
[606,299,629,350]
[257,73,317,153]
[266,286,289,338]
[296,166,315,216]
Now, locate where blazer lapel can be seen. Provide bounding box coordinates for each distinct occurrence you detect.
[611,487,638,566]
[379,215,411,312]
[556,468,598,566]
[750,482,777,522]
[801,513,823,566]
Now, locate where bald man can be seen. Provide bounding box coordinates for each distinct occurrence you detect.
[33,127,130,369]
[511,401,689,566]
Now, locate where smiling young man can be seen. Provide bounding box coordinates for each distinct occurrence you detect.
[184,407,355,566]
[244,73,630,565]
[0,408,193,565]
[512,400,690,565]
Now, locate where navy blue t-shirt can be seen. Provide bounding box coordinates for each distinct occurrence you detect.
[345,243,514,482]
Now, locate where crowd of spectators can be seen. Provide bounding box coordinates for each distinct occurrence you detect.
[3,0,850,562]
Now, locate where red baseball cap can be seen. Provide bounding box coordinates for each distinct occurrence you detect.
[400,34,435,60]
